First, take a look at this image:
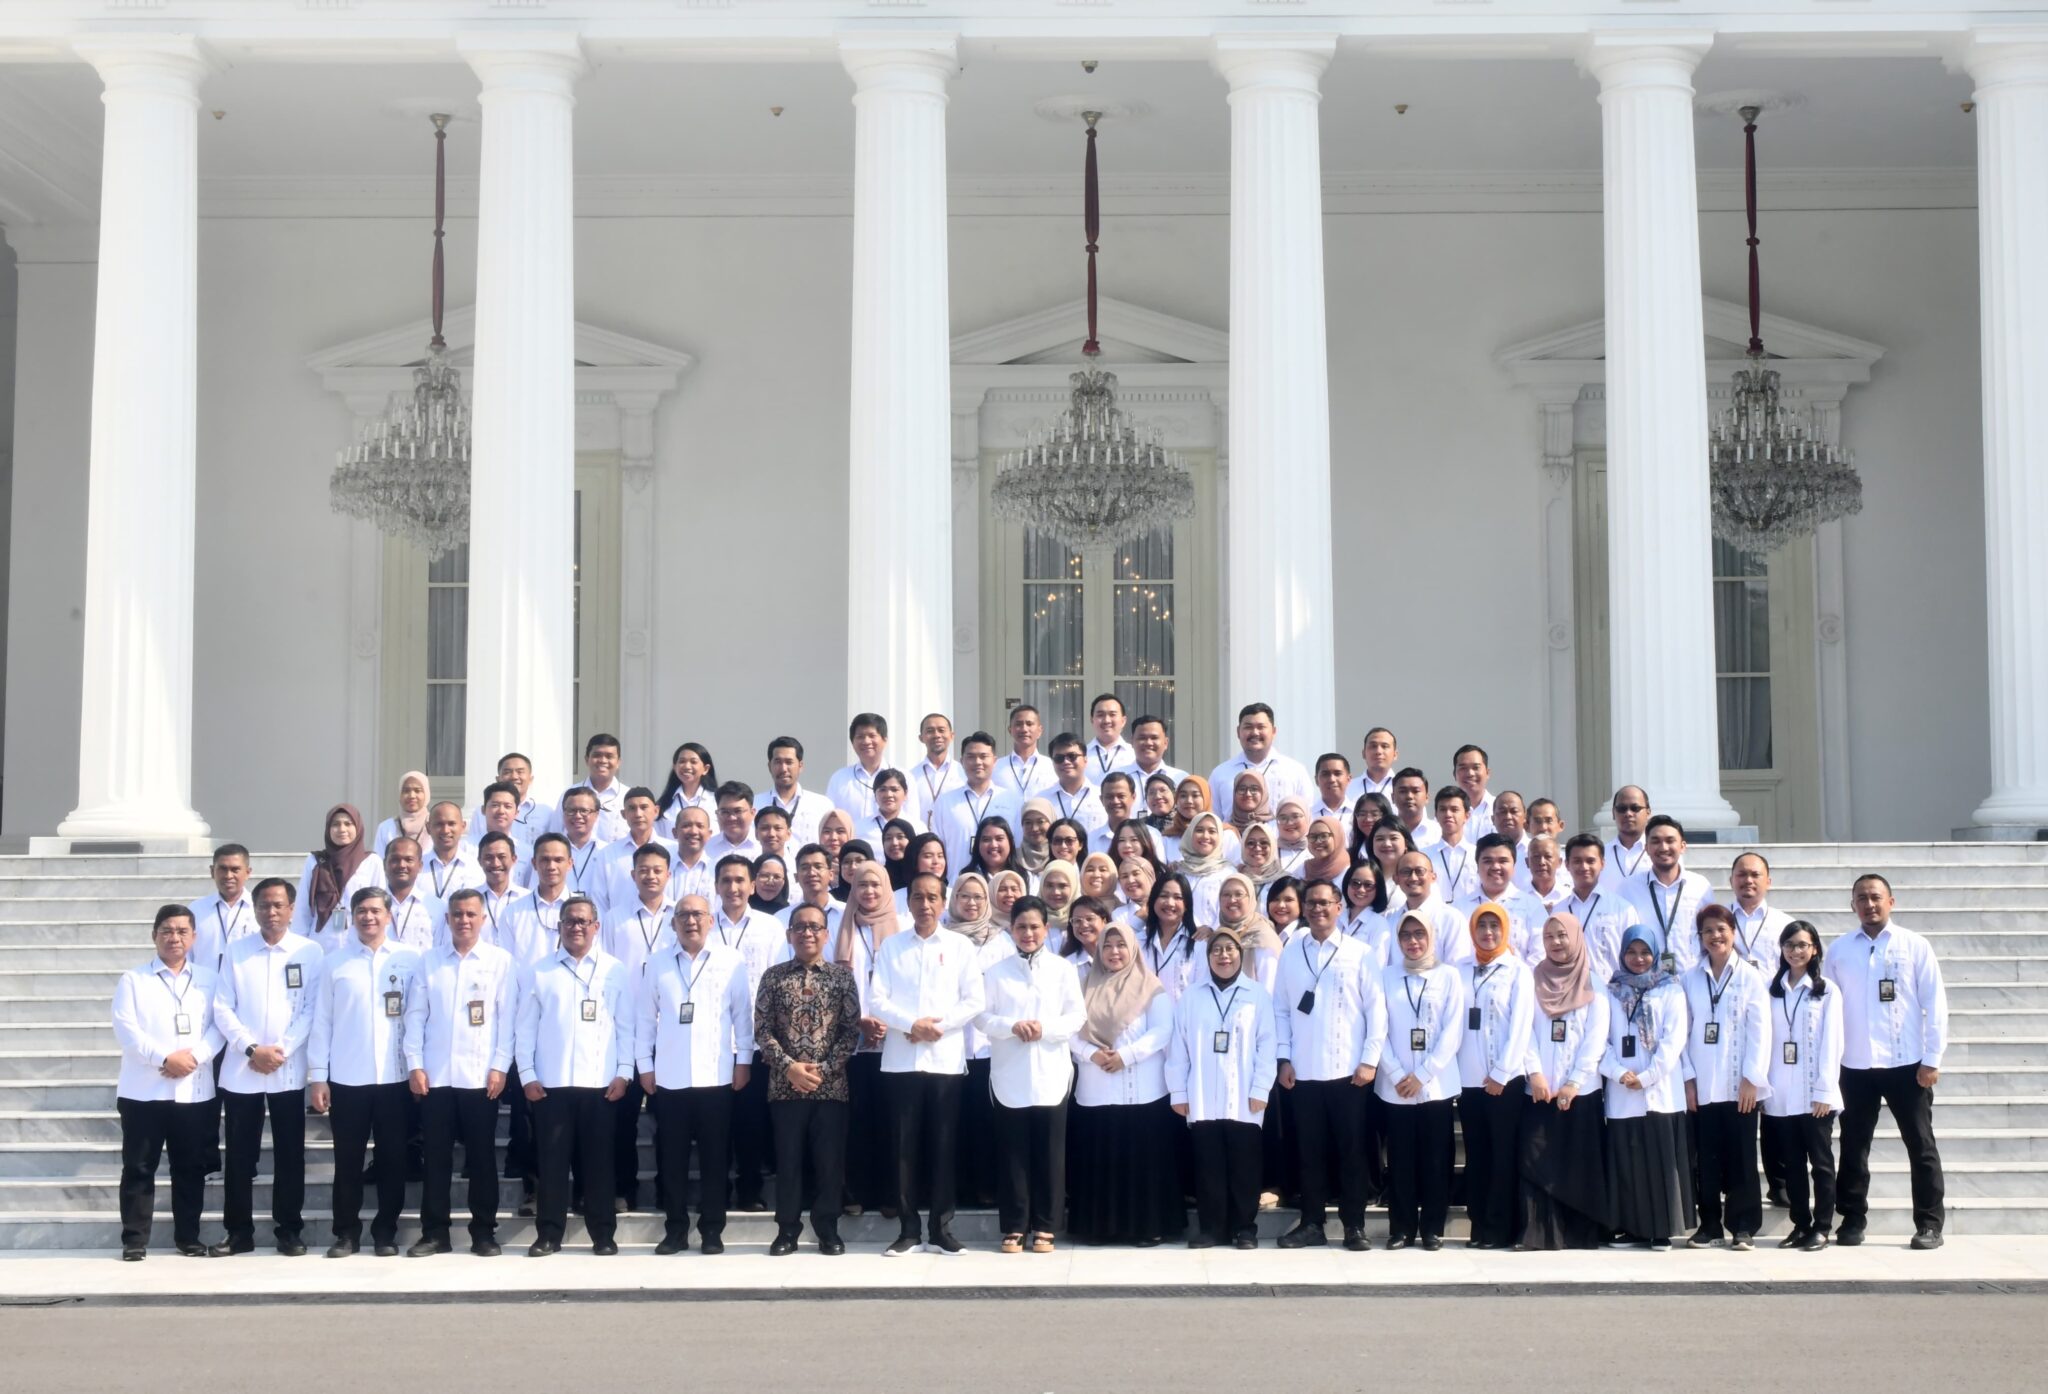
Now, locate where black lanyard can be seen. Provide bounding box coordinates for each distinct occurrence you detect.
[636,907,669,957]
[965,787,994,824]
[1735,907,1769,961]
[156,966,194,1010]
[569,842,598,888]
[1780,982,1810,1041]
[1093,743,1122,774]
[1437,846,1468,889]
[1300,935,1338,992]
[1057,786,1094,819]
[1403,972,1428,1019]
[1473,962,1504,1003]
[1704,963,1733,1024]
[431,858,461,899]
[674,948,710,1005]
[1627,987,1650,1031]
[1206,982,1242,1023]
[719,913,752,956]
[1153,930,1188,974]
[1007,755,1040,787]
[564,954,597,1003]
[1649,879,1682,941]
[1613,840,1646,878]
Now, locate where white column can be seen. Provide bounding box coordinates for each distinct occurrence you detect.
[1585,34,1740,831]
[616,395,660,784]
[459,35,584,803]
[951,388,985,728]
[1213,35,1338,760]
[842,35,956,737]
[56,39,212,844]
[1965,33,2048,829]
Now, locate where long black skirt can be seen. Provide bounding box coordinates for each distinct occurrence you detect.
[1518,1092,1614,1249]
[1605,1110,1696,1243]
[1067,1099,1188,1245]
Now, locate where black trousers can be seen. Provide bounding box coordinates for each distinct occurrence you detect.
[993,1100,1067,1236]
[954,1057,998,1208]
[221,1087,306,1245]
[1760,1103,1789,1195]
[503,1064,536,1186]
[1189,1119,1262,1241]
[846,1052,891,1209]
[534,1086,617,1245]
[117,1097,215,1249]
[329,1081,409,1244]
[771,1100,848,1240]
[1693,1099,1763,1237]
[1763,1111,1838,1232]
[654,1084,734,1242]
[886,1070,962,1236]
[1384,1098,1455,1241]
[611,1078,649,1206]
[1290,1077,1370,1228]
[730,1053,771,1205]
[1460,1080,1528,1247]
[1839,1063,1945,1233]
[421,1085,500,1242]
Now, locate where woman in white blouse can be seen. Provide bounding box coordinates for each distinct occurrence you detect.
[1459,903,1536,1250]
[292,803,387,946]
[1764,919,1845,1251]
[1601,923,1694,1250]
[1339,861,1393,966]
[1068,914,1184,1247]
[1166,927,1277,1249]
[1141,873,1202,1003]
[1376,913,1468,1250]
[1176,812,1233,927]
[1114,856,1158,935]
[1519,912,1613,1250]
[372,770,430,855]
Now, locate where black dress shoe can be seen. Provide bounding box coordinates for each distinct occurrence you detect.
[1911,1228,1945,1251]
[1343,1228,1369,1252]
[592,1239,619,1256]
[1134,1237,1162,1248]
[1835,1223,1866,1247]
[325,1238,359,1259]
[1276,1222,1326,1249]
[1777,1227,1811,1250]
[527,1238,560,1257]
[407,1236,451,1257]
[1232,1232,1257,1250]
[1385,1235,1413,1251]
[769,1233,800,1257]
[1420,1235,1444,1252]
[373,1241,400,1257]
[277,1237,307,1257]
[654,1236,688,1256]
[120,1247,146,1262]
[699,1235,725,1256]
[1468,1238,1494,1251]
[818,1236,846,1256]
[176,1241,211,1258]
[470,1239,502,1257]
[1187,1235,1216,1250]
[1798,1229,1830,1252]
[210,1238,253,1257]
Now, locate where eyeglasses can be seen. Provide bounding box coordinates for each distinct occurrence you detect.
[1614,803,1647,813]
[1053,752,1083,764]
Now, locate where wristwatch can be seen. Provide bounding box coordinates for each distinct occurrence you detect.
[244,1045,257,1059]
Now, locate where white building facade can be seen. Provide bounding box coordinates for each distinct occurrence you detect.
[0,1,2041,847]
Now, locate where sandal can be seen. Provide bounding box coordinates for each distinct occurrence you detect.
[1001,1234,1025,1254]
[1029,1232,1056,1254]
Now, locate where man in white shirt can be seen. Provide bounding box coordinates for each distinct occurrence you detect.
[1128,713,1188,793]
[189,843,256,976]
[111,906,225,1260]
[1456,834,1551,963]
[714,855,785,1212]
[602,840,678,1211]
[1310,753,1355,825]
[515,894,633,1256]
[1273,880,1384,1251]
[1209,701,1314,810]
[993,704,1060,800]
[778,845,847,936]
[308,887,424,1258]
[1084,692,1138,785]
[704,781,765,863]
[1560,833,1642,983]
[638,896,757,1255]
[668,806,716,904]
[1047,732,1109,837]
[1450,744,1496,836]
[477,831,541,1207]
[758,736,836,849]
[754,807,797,876]
[871,873,987,1255]
[976,895,1085,1249]
[1727,852,1793,974]
[1390,767,1442,850]
[1391,850,1470,967]
[931,732,1021,873]
[1527,797,1564,844]
[909,712,968,823]
[1621,815,1717,976]
[1489,792,1533,885]
[827,712,892,821]
[213,878,322,1256]
[1524,834,1570,913]
[470,780,537,873]
[1346,727,1400,806]
[477,833,539,961]
[404,889,516,1257]
[545,733,628,841]
[1827,873,1949,1250]
[418,804,481,908]
[1597,785,1654,895]
[1088,771,1162,858]
[467,754,554,851]
[546,787,612,901]
[382,837,443,952]
[1428,788,1481,904]
[595,786,676,918]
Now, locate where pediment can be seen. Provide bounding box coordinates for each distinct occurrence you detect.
[1498,296,1884,391]
[952,296,1228,366]
[309,307,695,406]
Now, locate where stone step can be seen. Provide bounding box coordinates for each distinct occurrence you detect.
[1686,846,2048,867]
[0,995,118,1023]
[0,1052,120,1081]
[1909,1065,2048,1095]
[1938,1038,2048,1065]
[0,856,301,877]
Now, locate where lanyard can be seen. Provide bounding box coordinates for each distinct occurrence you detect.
[432,858,463,899]
[674,948,711,1005]
[215,901,248,944]
[1152,930,1188,974]
[393,898,419,943]
[1780,982,1810,1041]
[1403,972,1428,1019]
[1612,839,1646,878]
[1300,935,1338,992]
[718,913,752,955]
[156,966,194,1009]
[536,897,563,935]
[1437,846,1468,889]
[1057,786,1093,819]
[636,907,669,957]
[1474,962,1503,1003]
[775,789,802,816]
[965,787,994,825]
[1649,878,1682,941]
[1735,906,1769,960]
[1627,987,1650,1030]
[569,841,598,888]
[1206,982,1242,1023]
[920,763,952,807]
[1574,893,1602,924]
[564,954,598,1003]
[1704,963,1733,1023]
[1093,743,1117,774]
[1007,754,1040,787]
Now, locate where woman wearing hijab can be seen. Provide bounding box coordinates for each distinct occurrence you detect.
[373,771,431,856]
[1458,903,1537,1249]
[880,818,919,892]
[943,872,998,948]
[1035,861,1080,954]
[1272,798,1313,876]
[1298,816,1351,891]
[1377,912,1468,1250]
[1236,823,1287,904]
[1161,776,1213,864]
[830,837,875,904]
[1764,919,1844,1252]
[1079,852,1120,907]
[1167,926,1277,1249]
[944,870,1010,1213]
[1227,770,1273,843]
[1176,812,1232,927]
[1601,923,1693,1250]
[749,853,791,914]
[816,809,855,889]
[1017,798,1058,887]
[988,870,1027,931]
[1519,912,1614,1250]
[293,803,386,945]
[1215,870,1290,1205]
[1142,872,1202,1003]
[836,862,903,1217]
[1068,910,1183,1247]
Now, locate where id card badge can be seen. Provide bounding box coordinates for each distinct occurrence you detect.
[1783,1041,1799,1065]
[1410,1027,1428,1052]
[467,1000,485,1028]
[580,999,599,1023]
[1296,990,1316,1016]
[1467,1006,1482,1031]
[173,1012,192,1036]
[1702,1022,1720,1046]
[382,990,403,1019]
[1621,1034,1637,1059]
[284,964,303,991]
[1879,978,1897,1003]
[1660,952,1677,973]
[1211,1029,1231,1055]
[678,1001,696,1026]
[1550,1018,1568,1044]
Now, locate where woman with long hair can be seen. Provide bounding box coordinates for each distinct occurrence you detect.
[965,817,1026,882]
[655,741,719,833]
[1108,821,1166,882]
[1349,794,1396,861]
[1764,919,1844,1251]
[1046,818,1089,871]
[1339,860,1392,964]
[1143,872,1201,1003]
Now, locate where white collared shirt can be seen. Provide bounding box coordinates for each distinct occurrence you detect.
[1208,751,1314,811]
[1400,815,1444,852]
[1049,782,1109,837]
[1824,922,1949,1071]
[1394,896,1473,968]
[481,883,549,965]
[1166,972,1278,1124]
[713,905,789,1003]
[703,832,764,865]
[1376,962,1467,1104]
[1560,890,1642,984]
[1143,928,1203,1004]
[515,948,634,1088]
[468,795,554,850]
[1680,958,1773,1104]
[1764,974,1845,1115]
[668,852,715,906]
[385,888,443,953]
[931,784,1023,876]
[603,898,679,986]
[1129,761,1189,799]
[992,751,1060,801]
[827,762,887,821]
[870,926,987,1075]
[214,931,323,1095]
[112,958,223,1103]
[1454,884,1552,965]
[756,786,835,849]
[309,937,424,1087]
[1729,901,1794,976]
[1070,990,1175,1107]
[1082,738,1137,786]
[1346,769,1398,804]
[907,758,968,824]
[1430,841,1481,905]
[594,834,677,917]
[655,785,719,840]
[1273,932,1386,1082]
[422,845,485,901]
[977,949,1086,1108]
[1601,979,1688,1118]
[187,892,256,976]
[1622,868,1717,976]
[407,940,518,1090]
[635,941,756,1088]
[1528,991,1609,1097]
[291,852,388,947]
[544,780,628,842]
[1597,837,1651,896]
[1458,956,1537,1087]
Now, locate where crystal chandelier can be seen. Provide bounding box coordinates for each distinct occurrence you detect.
[1708,106,1862,553]
[991,112,1195,558]
[330,113,471,559]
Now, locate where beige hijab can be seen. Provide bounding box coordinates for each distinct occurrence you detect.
[834,862,901,967]
[944,871,999,947]
[1082,921,1162,1050]
[1211,870,1281,955]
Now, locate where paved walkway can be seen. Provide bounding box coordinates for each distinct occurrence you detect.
[6,1236,2048,1303]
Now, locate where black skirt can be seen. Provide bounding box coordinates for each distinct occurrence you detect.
[1518,1091,1614,1249]
[1605,1110,1697,1242]
[1067,1098,1188,1245]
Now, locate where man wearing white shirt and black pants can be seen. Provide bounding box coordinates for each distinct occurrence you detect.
[713,855,784,1212]
[1429,788,1482,905]
[382,838,442,953]
[637,896,755,1255]
[601,842,677,1212]
[871,873,987,1255]
[1209,701,1314,811]
[1728,850,1796,1204]
[111,906,225,1260]
[909,713,967,824]
[1827,873,1949,1250]
[308,887,423,1258]
[213,878,323,1256]
[593,786,675,919]
[421,802,484,903]
[977,896,1086,1251]
[405,889,516,1256]
[1621,816,1717,977]
[515,895,634,1256]
[189,843,255,975]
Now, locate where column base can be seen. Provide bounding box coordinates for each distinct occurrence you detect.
[54,802,211,847]
[30,834,218,855]
[1952,824,2048,843]
[1971,791,2048,831]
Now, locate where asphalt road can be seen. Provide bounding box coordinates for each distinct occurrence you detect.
[4,1294,2041,1392]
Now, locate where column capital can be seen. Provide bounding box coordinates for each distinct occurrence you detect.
[1580,31,1714,91]
[458,31,587,91]
[1211,33,1336,93]
[71,35,214,97]
[838,32,958,93]
[1956,27,2048,88]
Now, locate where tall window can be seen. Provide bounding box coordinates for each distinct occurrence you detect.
[1018,526,1177,746]
[1712,538,1772,770]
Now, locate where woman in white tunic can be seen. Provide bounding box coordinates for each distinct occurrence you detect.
[292,803,387,947]
[372,770,430,855]
[1141,873,1202,1004]
[1763,919,1845,1251]
[1459,903,1536,1250]
[1176,813,1232,928]
[1518,912,1613,1250]
[1377,912,1468,1250]
[1166,927,1277,1249]
[1680,903,1773,1252]
[1600,923,1694,1249]
[1339,862,1393,966]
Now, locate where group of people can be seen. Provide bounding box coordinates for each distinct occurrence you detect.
[110,697,1951,1260]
